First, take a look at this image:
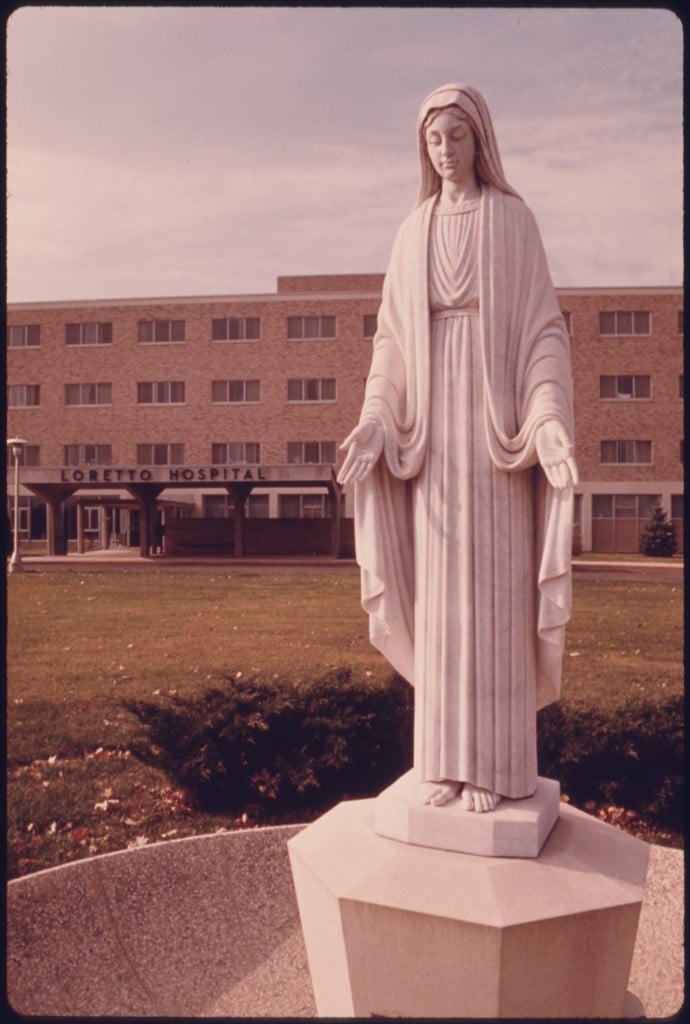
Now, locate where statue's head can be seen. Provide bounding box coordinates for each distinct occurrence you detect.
[416,84,519,206]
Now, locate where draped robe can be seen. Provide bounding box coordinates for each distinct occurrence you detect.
[354,185,574,798]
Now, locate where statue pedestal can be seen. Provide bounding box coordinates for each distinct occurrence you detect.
[288,798,649,1018]
[374,770,560,857]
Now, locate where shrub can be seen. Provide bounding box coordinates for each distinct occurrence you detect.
[123,670,413,816]
[639,503,677,557]
[538,692,684,829]
[123,674,683,832]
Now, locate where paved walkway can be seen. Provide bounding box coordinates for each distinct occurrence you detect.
[11,548,686,575]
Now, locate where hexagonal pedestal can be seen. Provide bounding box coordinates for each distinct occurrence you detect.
[288,798,649,1018]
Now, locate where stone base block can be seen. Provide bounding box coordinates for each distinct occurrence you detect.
[374,770,560,857]
[288,798,649,1018]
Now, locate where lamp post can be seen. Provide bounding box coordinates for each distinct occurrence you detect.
[7,437,28,573]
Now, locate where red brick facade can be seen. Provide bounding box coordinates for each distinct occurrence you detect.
[6,278,684,554]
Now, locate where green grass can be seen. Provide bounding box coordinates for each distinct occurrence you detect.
[6,569,684,877]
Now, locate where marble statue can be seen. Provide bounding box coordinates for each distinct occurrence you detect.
[338,84,578,814]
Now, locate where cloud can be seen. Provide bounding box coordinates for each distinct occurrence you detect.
[6,6,683,300]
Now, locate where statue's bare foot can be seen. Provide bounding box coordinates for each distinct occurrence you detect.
[460,783,501,813]
[419,780,462,806]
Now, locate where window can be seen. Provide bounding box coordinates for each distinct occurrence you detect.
[137,381,186,404]
[363,314,378,339]
[83,507,100,534]
[599,375,651,400]
[65,382,112,406]
[211,442,261,464]
[211,380,260,403]
[600,440,652,464]
[671,494,683,519]
[287,441,336,464]
[212,317,260,341]
[8,385,40,407]
[15,445,40,467]
[136,443,185,466]
[561,311,572,335]
[279,493,331,518]
[287,378,336,402]
[592,494,658,520]
[203,494,233,518]
[247,494,269,519]
[65,322,112,346]
[287,315,336,340]
[8,325,40,348]
[138,320,185,343]
[599,311,650,335]
[64,444,112,466]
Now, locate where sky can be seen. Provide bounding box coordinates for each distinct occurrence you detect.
[6,6,683,303]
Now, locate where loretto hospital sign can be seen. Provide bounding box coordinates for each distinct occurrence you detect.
[19,464,339,488]
[59,465,271,484]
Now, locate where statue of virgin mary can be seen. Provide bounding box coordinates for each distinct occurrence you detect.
[338,84,578,813]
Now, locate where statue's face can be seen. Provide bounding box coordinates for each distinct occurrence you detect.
[424,109,477,186]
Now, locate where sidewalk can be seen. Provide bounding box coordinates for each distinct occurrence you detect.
[12,548,685,571]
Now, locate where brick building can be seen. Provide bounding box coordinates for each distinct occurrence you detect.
[6,276,684,556]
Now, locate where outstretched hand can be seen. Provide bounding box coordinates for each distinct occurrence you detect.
[337,420,385,486]
[536,420,579,489]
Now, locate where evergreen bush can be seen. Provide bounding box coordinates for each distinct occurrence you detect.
[537,692,684,829]
[123,670,413,815]
[123,674,683,830]
[639,503,677,557]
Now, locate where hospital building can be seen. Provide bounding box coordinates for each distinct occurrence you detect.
[6,275,684,557]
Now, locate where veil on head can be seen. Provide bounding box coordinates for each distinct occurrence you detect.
[416,83,520,206]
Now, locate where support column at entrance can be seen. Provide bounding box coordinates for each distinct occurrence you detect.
[329,480,344,558]
[76,502,85,554]
[127,486,164,557]
[227,484,252,557]
[26,486,76,556]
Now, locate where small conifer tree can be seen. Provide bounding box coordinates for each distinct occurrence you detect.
[639,503,677,557]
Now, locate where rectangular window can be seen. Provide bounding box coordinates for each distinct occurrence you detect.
[83,507,100,534]
[600,440,652,464]
[8,384,40,407]
[561,311,572,335]
[287,315,336,340]
[279,493,331,519]
[363,314,378,339]
[247,494,269,519]
[211,379,260,403]
[15,445,40,467]
[65,322,112,346]
[138,320,185,343]
[287,441,336,464]
[211,442,261,464]
[287,378,336,402]
[592,494,658,520]
[211,317,260,341]
[599,375,651,400]
[599,311,651,335]
[65,382,112,406]
[8,325,40,348]
[136,443,185,466]
[64,444,112,466]
[137,381,186,404]
[671,494,683,519]
[203,494,233,518]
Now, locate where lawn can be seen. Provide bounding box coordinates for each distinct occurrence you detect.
[6,568,684,877]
